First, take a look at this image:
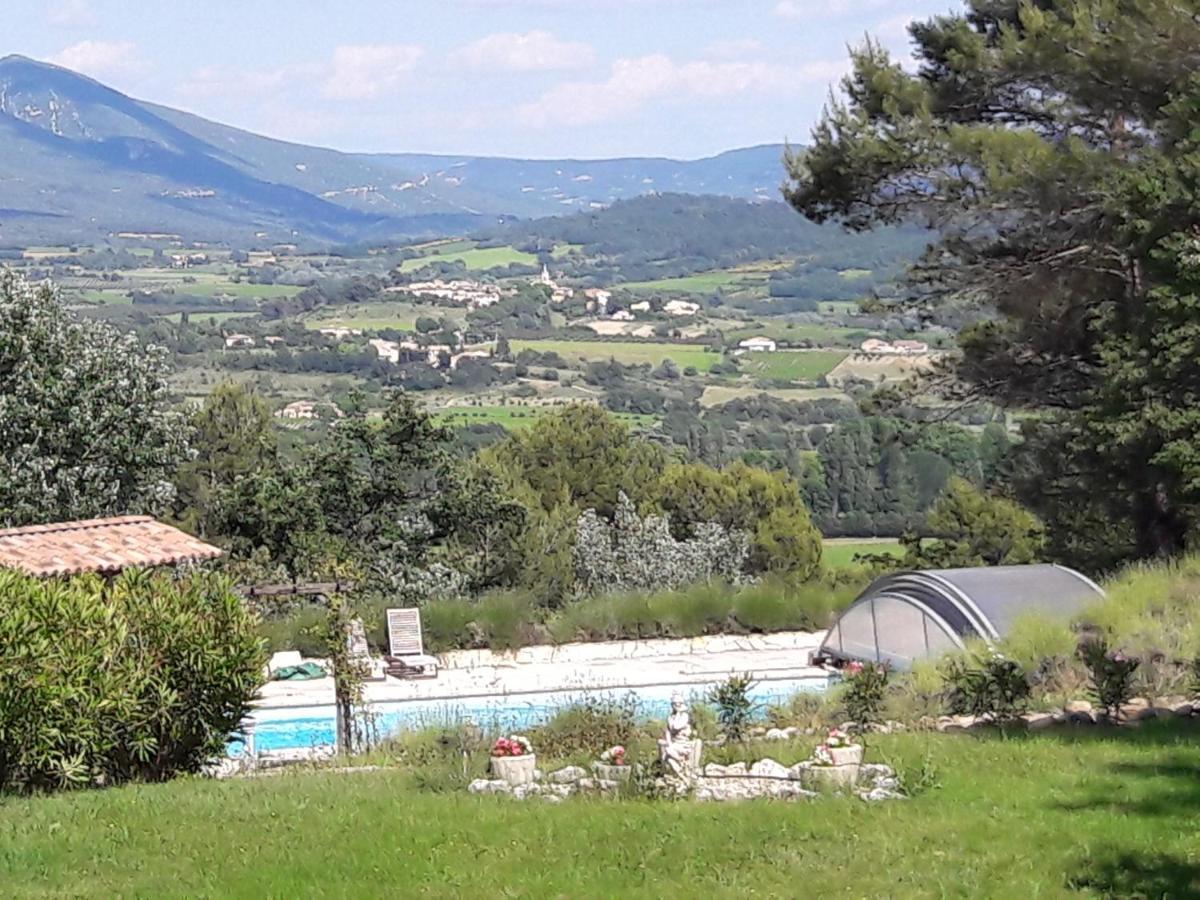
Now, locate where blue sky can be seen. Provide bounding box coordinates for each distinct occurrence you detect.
[11,0,954,158]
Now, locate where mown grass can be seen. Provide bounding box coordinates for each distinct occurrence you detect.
[511,339,717,370]
[3,721,1199,897]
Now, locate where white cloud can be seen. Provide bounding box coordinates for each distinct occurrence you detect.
[178,64,298,100]
[518,54,847,127]
[47,41,144,78]
[321,44,425,100]
[704,38,764,60]
[450,31,595,72]
[48,0,97,28]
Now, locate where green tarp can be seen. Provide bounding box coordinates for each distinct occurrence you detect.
[271,662,327,681]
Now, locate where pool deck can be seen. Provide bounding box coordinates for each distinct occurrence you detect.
[254,630,828,713]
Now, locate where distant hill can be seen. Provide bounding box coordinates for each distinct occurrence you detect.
[0,55,789,245]
[481,193,929,285]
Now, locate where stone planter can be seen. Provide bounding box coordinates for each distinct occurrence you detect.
[491,753,537,786]
[594,763,632,782]
[803,763,860,793]
[826,744,863,767]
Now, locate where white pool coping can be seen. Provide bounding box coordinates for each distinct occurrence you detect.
[253,630,828,715]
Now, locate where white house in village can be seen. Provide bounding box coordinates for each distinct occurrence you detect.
[611,309,635,321]
[223,334,255,349]
[368,338,401,364]
[663,299,700,317]
[860,338,930,356]
[738,336,778,353]
[319,327,363,340]
[630,301,651,313]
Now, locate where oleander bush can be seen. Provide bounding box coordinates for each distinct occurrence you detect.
[0,568,265,794]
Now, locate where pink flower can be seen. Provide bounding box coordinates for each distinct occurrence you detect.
[847,661,865,675]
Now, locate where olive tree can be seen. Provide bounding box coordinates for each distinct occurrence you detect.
[0,272,189,526]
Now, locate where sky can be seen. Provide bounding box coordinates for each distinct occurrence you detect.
[9,0,954,159]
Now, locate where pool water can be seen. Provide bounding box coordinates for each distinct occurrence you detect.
[234,675,831,756]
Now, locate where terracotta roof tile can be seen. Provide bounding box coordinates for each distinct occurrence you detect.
[0,516,224,577]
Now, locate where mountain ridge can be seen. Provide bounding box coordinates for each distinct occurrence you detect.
[0,55,790,245]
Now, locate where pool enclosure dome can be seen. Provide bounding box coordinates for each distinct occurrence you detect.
[815,565,1104,670]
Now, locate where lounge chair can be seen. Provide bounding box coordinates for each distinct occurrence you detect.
[383,608,440,679]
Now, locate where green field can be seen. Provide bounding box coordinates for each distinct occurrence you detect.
[622,270,768,294]
[434,405,656,430]
[740,349,849,381]
[823,538,905,570]
[728,322,870,345]
[301,301,466,333]
[3,722,1198,896]
[398,243,539,273]
[512,339,717,370]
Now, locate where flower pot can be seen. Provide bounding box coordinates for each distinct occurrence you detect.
[594,763,632,782]
[826,745,863,767]
[491,753,537,786]
[803,763,860,793]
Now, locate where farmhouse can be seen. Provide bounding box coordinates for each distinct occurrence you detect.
[223,333,255,349]
[318,327,363,340]
[738,336,777,352]
[860,338,930,355]
[611,309,635,321]
[369,338,401,364]
[0,516,222,577]
[664,299,700,317]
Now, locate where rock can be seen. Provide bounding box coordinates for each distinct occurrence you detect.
[1068,709,1097,725]
[542,794,564,804]
[724,762,748,776]
[802,764,860,793]
[859,787,906,802]
[596,779,619,792]
[512,783,543,800]
[748,759,790,779]
[859,764,895,780]
[1119,703,1157,722]
[916,716,938,731]
[764,728,789,741]
[577,777,597,791]
[789,760,813,779]
[468,779,512,795]
[693,776,817,802]
[1126,697,1150,709]
[704,763,729,777]
[827,745,864,766]
[545,783,574,798]
[885,720,908,733]
[534,769,544,782]
[1064,700,1093,715]
[547,766,587,784]
[1172,701,1195,717]
[1021,712,1057,731]
[783,727,802,739]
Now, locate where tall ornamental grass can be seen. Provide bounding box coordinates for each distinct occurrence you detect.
[0,568,265,794]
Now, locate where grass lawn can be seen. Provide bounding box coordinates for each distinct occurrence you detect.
[398,243,539,273]
[434,405,657,430]
[740,349,849,381]
[823,538,905,570]
[3,723,1198,896]
[301,302,466,333]
[511,339,717,370]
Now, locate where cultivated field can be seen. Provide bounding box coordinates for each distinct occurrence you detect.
[698,385,849,407]
[622,270,768,294]
[397,242,539,273]
[511,339,717,370]
[739,349,849,382]
[433,405,656,430]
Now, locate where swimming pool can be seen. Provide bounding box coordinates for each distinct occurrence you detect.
[236,674,832,756]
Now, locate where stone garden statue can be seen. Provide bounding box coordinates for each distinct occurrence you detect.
[658,693,702,780]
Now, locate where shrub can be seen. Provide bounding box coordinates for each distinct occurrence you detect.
[1080,638,1140,720]
[707,673,757,742]
[0,569,265,794]
[942,650,1031,722]
[841,662,890,726]
[528,695,640,758]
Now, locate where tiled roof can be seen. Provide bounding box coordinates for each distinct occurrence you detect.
[0,516,224,577]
